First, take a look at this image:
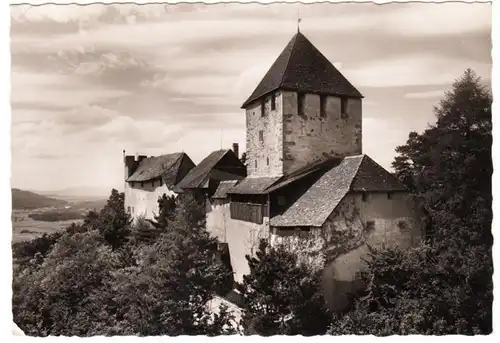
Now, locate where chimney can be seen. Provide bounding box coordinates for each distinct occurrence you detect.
[232,143,239,159]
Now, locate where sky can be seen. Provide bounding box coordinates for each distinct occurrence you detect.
[9,2,492,193]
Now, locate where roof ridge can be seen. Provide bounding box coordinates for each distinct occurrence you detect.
[347,155,366,191]
[278,32,300,89]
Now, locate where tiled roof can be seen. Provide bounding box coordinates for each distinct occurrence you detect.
[270,155,364,227]
[227,176,281,195]
[212,180,239,199]
[351,155,407,192]
[270,155,408,227]
[242,32,363,108]
[126,153,194,187]
[176,149,245,190]
[265,157,343,194]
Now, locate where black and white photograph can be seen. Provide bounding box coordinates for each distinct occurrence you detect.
[6,0,494,337]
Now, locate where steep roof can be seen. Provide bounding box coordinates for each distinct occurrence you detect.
[176,149,245,190]
[242,32,363,108]
[212,180,239,199]
[126,152,194,187]
[270,155,407,227]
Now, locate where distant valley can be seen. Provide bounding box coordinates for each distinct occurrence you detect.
[11,188,108,243]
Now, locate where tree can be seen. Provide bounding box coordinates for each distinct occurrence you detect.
[330,69,493,335]
[106,192,235,335]
[240,239,331,336]
[152,194,177,229]
[87,189,132,250]
[328,244,492,335]
[13,230,123,336]
[392,68,492,247]
[13,191,236,336]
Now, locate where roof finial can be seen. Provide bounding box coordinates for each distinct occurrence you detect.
[297,7,301,33]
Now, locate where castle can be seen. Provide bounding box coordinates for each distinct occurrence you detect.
[124,31,422,310]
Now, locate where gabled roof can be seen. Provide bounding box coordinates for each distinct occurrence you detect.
[242,32,363,108]
[212,180,239,199]
[265,157,343,194]
[227,157,343,196]
[227,176,281,195]
[270,155,407,227]
[176,149,245,190]
[351,155,407,192]
[126,152,194,187]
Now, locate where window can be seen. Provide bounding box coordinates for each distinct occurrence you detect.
[362,192,368,202]
[297,92,305,116]
[277,196,286,206]
[255,160,257,168]
[366,220,375,231]
[261,99,265,117]
[259,130,264,143]
[341,97,348,116]
[160,178,163,187]
[387,192,393,200]
[320,94,327,118]
[267,157,269,165]
[127,206,131,213]
[132,207,135,214]
[271,93,276,111]
[141,182,144,188]
[152,180,155,188]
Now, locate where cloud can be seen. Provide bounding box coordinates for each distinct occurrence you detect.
[346,54,492,88]
[404,90,447,99]
[9,2,492,191]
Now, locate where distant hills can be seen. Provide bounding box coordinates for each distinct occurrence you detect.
[12,188,109,212]
[12,188,69,210]
[37,186,116,200]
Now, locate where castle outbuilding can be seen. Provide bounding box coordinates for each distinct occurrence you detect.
[123,31,422,311]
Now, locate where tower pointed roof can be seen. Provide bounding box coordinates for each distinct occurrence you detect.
[241,32,363,108]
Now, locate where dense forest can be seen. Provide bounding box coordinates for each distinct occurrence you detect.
[12,69,492,336]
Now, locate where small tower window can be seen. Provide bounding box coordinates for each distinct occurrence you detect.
[267,157,269,165]
[362,192,368,202]
[341,97,348,117]
[259,130,264,143]
[320,94,327,118]
[261,99,265,117]
[297,92,305,116]
[271,93,276,111]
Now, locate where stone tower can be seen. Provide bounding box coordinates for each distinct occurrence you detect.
[242,32,363,177]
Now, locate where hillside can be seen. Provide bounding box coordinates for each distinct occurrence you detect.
[12,189,69,210]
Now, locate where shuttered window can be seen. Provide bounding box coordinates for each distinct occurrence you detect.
[230,202,267,224]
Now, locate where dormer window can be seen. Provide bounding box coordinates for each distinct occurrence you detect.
[320,94,327,118]
[261,99,265,117]
[341,97,348,118]
[271,93,276,111]
[298,92,305,116]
